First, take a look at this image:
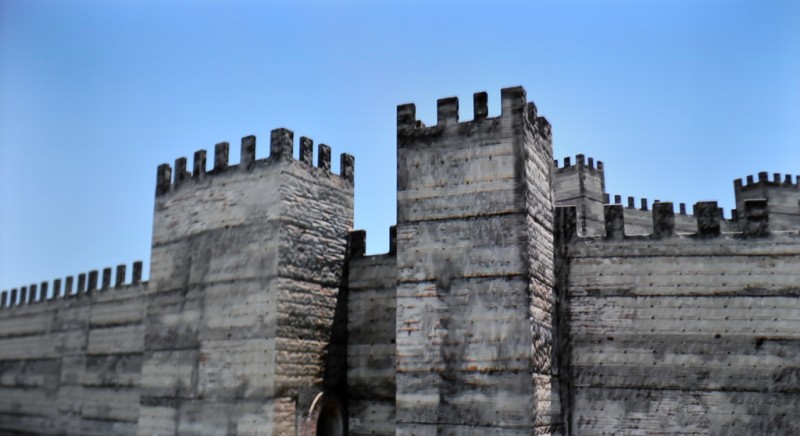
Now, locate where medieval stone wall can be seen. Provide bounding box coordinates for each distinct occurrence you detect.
[0,264,144,435]
[559,203,800,435]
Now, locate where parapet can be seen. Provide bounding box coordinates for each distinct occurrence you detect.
[555,197,789,245]
[155,128,354,197]
[733,172,800,230]
[0,261,144,309]
[396,87,552,145]
[553,154,604,173]
[346,226,397,260]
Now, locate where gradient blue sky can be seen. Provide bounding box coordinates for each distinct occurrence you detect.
[1,0,799,292]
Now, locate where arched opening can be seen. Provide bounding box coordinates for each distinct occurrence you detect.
[315,399,343,436]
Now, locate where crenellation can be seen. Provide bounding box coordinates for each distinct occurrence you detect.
[437,96,459,124]
[240,135,256,170]
[29,283,37,303]
[102,267,112,290]
[173,157,190,186]
[213,141,229,171]
[473,91,488,120]
[53,279,62,299]
[115,264,126,288]
[1,86,798,436]
[652,202,675,238]
[299,136,313,166]
[87,270,98,293]
[193,149,207,178]
[318,143,331,171]
[270,127,293,159]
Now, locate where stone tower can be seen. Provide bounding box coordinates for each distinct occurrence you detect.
[395,87,563,434]
[137,131,354,434]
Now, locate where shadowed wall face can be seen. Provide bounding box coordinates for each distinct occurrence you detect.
[140,133,353,435]
[395,87,562,434]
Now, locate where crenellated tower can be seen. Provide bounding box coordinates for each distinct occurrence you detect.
[553,154,605,237]
[139,130,354,435]
[734,172,800,230]
[395,87,562,434]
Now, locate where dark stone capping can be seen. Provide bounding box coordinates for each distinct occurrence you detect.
[270,128,293,159]
[437,96,459,125]
[53,279,62,299]
[555,206,578,243]
[627,196,635,209]
[214,142,229,171]
[116,264,126,288]
[10,290,17,306]
[397,103,417,129]
[614,195,622,204]
[102,267,112,290]
[500,86,526,115]
[19,287,27,305]
[695,201,721,237]
[78,272,87,293]
[299,136,314,166]
[744,199,769,237]
[241,135,256,170]
[389,225,397,255]
[318,144,331,172]
[348,230,366,259]
[193,150,207,178]
[65,276,74,297]
[604,205,625,241]
[0,291,5,308]
[340,153,355,184]
[640,198,649,211]
[132,261,143,284]
[603,193,610,204]
[155,164,172,196]
[88,270,98,292]
[40,282,49,301]
[473,92,488,120]
[174,157,190,186]
[652,202,675,239]
[28,284,37,303]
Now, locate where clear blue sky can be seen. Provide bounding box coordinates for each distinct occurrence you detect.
[1,0,799,292]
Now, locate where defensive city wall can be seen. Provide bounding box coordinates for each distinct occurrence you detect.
[0,86,798,435]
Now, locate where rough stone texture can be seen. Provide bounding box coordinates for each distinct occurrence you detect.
[0,277,145,436]
[1,86,799,435]
[735,173,800,230]
[395,88,561,434]
[347,252,396,436]
[561,226,800,435]
[140,132,353,436]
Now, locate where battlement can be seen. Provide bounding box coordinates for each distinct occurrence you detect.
[735,171,800,190]
[396,86,551,145]
[155,128,354,196]
[555,197,790,243]
[0,260,144,309]
[553,154,604,172]
[347,226,397,259]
